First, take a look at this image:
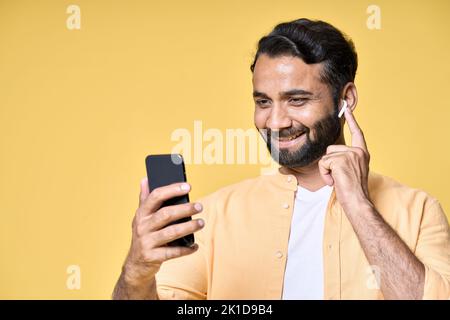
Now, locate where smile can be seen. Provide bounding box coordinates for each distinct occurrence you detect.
[273,131,306,149]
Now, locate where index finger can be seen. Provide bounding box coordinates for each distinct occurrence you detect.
[139,182,191,216]
[344,108,368,152]
[139,177,150,206]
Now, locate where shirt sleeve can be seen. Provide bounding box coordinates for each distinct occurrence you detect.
[415,199,450,300]
[154,194,214,300]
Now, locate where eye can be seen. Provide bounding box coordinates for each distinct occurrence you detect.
[289,97,307,106]
[255,99,271,108]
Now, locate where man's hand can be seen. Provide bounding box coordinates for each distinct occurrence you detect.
[319,107,426,299]
[318,107,371,211]
[112,178,204,299]
[125,178,204,283]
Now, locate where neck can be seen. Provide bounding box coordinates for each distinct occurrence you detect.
[280,162,324,191]
[280,134,346,192]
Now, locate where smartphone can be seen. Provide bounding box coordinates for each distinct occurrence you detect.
[145,154,194,247]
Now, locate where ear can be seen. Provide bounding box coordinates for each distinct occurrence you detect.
[341,82,358,112]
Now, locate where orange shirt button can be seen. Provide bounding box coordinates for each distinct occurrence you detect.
[282,203,290,209]
[275,251,284,259]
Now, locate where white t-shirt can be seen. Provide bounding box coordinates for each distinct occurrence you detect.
[282,184,333,300]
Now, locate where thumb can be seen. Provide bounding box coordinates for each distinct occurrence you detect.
[318,158,334,186]
[139,177,149,205]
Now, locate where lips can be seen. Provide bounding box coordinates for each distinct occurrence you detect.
[273,131,306,149]
[277,131,305,142]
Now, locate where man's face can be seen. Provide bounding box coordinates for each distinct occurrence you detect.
[252,54,341,168]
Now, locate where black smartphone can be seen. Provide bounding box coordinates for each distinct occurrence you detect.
[145,154,194,247]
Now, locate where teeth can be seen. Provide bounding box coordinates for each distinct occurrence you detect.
[286,132,303,140]
[274,132,305,142]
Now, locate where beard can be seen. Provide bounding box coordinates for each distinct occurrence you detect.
[261,109,341,168]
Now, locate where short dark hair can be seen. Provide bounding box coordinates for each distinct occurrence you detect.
[250,18,358,107]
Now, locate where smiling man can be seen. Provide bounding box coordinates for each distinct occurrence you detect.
[113,18,450,300]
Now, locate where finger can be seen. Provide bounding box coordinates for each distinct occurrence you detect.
[344,108,368,152]
[321,151,348,162]
[138,182,191,217]
[139,177,149,206]
[318,157,334,186]
[326,144,351,155]
[139,202,203,234]
[326,145,368,160]
[150,218,204,247]
[318,152,348,185]
[150,243,199,263]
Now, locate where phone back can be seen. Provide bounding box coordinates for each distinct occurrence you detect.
[145,154,194,247]
[146,154,190,206]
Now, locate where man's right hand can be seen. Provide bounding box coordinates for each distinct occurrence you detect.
[122,177,204,287]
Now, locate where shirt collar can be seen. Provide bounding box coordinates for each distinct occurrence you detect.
[264,165,339,208]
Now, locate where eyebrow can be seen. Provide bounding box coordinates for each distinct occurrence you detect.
[280,89,314,97]
[253,89,314,99]
[252,91,270,99]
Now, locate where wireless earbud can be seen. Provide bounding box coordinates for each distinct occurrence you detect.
[338,99,348,118]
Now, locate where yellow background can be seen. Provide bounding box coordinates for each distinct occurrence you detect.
[0,0,449,299]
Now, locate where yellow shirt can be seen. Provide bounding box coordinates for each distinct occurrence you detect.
[155,169,450,299]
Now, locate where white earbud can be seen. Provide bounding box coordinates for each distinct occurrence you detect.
[338,100,348,118]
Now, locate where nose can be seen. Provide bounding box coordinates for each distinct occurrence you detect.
[266,105,292,131]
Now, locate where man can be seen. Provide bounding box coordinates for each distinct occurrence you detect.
[113,18,450,300]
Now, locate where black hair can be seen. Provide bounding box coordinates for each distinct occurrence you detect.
[250,18,358,107]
